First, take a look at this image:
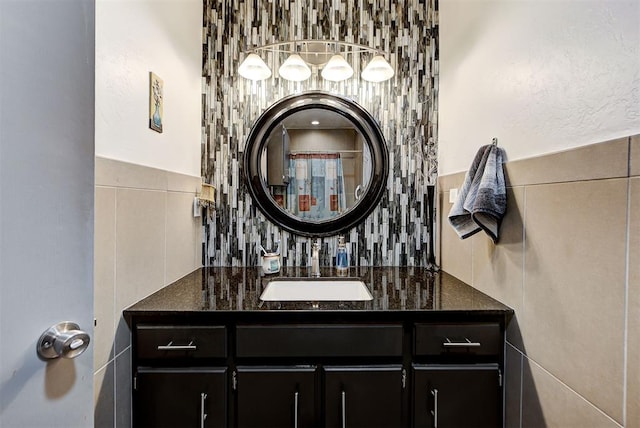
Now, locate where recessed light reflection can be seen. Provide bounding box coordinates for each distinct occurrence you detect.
[311,120,320,125]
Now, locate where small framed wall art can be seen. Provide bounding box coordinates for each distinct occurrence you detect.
[149,72,163,133]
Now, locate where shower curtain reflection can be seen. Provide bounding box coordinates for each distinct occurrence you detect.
[287,153,346,219]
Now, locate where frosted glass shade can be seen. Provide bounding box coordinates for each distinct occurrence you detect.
[278,54,312,81]
[238,53,272,80]
[361,55,394,82]
[321,54,354,81]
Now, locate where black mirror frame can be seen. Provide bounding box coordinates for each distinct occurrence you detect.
[244,91,389,237]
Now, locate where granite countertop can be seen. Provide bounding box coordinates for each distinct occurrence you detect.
[124,266,513,317]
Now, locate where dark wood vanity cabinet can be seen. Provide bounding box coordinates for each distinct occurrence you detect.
[413,365,501,428]
[234,324,405,427]
[135,367,227,428]
[234,365,404,428]
[412,323,503,427]
[132,325,228,428]
[235,366,316,428]
[323,365,404,428]
[129,319,507,428]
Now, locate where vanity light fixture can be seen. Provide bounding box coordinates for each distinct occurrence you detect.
[361,55,395,83]
[278,54,311,81]
[238,53,272,80]
[238,40,394,83]
[321,54,354,81]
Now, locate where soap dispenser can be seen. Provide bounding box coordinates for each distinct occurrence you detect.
[335,236,349,276]
[311,240,321,277]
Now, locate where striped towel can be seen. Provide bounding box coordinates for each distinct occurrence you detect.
[448,144,506,243]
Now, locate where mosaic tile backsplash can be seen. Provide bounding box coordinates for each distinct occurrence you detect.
[202,0,438,267]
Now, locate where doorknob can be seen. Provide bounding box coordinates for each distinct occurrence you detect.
[37,321,90,360]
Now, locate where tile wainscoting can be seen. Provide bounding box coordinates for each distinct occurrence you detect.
[438,135,640,427]
[93,157,202,427]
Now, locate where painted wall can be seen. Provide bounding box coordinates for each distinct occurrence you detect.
[95,0,202,177]
[93,1,203,426]
[438,0,640,175]
[202,0,439,267]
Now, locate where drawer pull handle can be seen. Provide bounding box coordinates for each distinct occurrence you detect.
[157,341,197,351]
[442,338,481,348]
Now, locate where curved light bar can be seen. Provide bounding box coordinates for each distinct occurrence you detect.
[238,40,393,83]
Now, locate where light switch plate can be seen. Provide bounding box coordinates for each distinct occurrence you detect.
[193,197,201,217]
[449,188,459,203]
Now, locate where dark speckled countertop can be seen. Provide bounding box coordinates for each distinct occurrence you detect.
[124,267,513,319]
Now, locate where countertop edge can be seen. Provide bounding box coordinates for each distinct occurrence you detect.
[123,267,515,323]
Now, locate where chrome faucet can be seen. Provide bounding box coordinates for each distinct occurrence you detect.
[311,240,321,277]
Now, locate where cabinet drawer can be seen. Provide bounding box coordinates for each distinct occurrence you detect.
[136,325,226,360]
[236,324,403,358]
[414,323,501,357]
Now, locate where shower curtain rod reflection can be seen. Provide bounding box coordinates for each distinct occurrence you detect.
[289,149,363,154]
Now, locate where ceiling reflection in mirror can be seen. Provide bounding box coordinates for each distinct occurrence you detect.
[260,108,372,220]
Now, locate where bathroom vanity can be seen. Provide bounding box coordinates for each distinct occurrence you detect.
[124,266,513,428]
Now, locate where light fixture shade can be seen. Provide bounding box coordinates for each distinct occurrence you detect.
[321,54,354,81]
[361,55,394,82]
[238,53,272,80]
[278,54,312,81]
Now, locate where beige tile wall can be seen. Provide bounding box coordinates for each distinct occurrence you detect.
[439,136,638,427]
[631,136,640,177]
[505,344,523,428]
[438,172,471,283]
[93,157,202,427]
[627,177,640,428]
[521,358,621,428]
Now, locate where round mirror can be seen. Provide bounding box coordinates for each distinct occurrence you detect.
[245,91,388,237]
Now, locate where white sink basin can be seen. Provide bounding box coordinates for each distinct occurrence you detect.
[260,279,373,302]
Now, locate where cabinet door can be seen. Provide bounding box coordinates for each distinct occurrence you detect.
[236,366,316,428]
[324,365,404,428]
[134,367,227,428]
[413,364,500,428]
